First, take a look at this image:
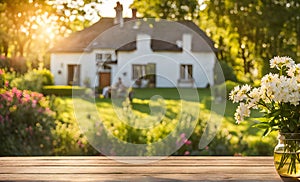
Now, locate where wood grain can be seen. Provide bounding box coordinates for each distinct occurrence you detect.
[0,156,294,181]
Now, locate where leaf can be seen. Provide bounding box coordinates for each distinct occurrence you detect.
[252,117,270,122]
[263,128,271,137]
[252,122,270,129]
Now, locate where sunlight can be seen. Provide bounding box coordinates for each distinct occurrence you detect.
[99,0,134,17]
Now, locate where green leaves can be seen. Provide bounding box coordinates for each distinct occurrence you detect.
[131,0,200,20]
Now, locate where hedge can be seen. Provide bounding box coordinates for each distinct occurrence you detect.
[42,85,87,96]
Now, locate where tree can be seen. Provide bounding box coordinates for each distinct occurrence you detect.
[0,0,102,71]
[202,0,300,81]
[130,0,200,20]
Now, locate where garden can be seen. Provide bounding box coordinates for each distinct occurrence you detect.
[0,68,277,156]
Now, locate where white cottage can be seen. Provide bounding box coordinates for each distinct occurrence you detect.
[50,4,217,89]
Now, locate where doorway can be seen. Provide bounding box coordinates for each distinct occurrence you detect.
[99,72,111,89]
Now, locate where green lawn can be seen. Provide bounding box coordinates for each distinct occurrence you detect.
[66,87,277,156]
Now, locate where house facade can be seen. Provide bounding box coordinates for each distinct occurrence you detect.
[50,5,217,89]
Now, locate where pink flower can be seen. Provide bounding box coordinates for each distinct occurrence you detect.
[180,133,186,139]
[11,87,18,94]
[184,151,190,155]
[77,141,84,148]
[4,81,9,87]
[184,139,192,145]
[32,100,37,108]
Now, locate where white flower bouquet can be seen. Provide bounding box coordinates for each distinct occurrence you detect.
[230,56,300,177]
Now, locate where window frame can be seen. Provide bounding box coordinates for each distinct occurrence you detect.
[180,64,193,80]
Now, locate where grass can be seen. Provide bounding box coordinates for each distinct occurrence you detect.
[65,87,277,156]
[132,88,211,100]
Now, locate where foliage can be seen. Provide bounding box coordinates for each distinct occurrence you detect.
[10,69,54,92]
[0,0,102,72]
[201,0,300,82]
[0,56,9,69]
[130,0,200,20]
[218,61,237,82]
[49,97,97,155]
[0,69,95,156]
[0,68,5,88]
[230,56,300,133]
[0,88,55,155]
[230,56,300,175]
[174,119,235,156]
[42,85,87,96]
[72,90,275,156]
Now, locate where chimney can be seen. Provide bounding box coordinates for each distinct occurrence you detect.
[131,8,137,19]
[137,34,151,52]
[182,34,192,52]
[114,1,123,27]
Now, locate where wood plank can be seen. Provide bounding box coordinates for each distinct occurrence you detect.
[0,166,277,174]
[0,156,293,181]
[0,158,275,167]
[0,173,283,181]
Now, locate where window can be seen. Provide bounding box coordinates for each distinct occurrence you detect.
[180,64,193,80]
[132,64,146,80]
[132,64,156,87]
[96,53,112,71]
[132,64,156,80]
[96,53,112,62]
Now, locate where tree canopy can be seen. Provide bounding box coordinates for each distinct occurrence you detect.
[0,0,102,71]
[132,0,300,82]
[0,0,299,82]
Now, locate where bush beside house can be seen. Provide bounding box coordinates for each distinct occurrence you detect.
[0,69,97,156]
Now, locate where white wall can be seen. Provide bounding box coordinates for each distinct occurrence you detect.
[113,33,215,88]
[51,35,216,88]
[50,52,96,87]
[115,49,215,88]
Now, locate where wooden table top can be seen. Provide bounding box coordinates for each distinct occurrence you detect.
[0,156,296,181]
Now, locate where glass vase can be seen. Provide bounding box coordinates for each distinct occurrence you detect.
[274,133,300,178]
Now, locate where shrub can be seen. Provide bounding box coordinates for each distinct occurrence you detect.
[42,85,87,96]
[213,80,239,100]
[0,69,5,89]
[0,88,55,155]
[10,69,54,92]
[219,61,237,82]
[225,80,239,94]
[35,69,54,86]
[0,56,10,70]
[201,96,213,110]
[49,97,97,155]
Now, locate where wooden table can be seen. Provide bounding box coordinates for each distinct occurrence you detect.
[0,156,297,181]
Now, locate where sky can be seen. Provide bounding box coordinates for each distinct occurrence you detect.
[99,0,134,17]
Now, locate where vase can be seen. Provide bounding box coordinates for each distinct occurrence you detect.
[274,133,300,178]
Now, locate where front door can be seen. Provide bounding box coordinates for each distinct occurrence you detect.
[99,72,111,89]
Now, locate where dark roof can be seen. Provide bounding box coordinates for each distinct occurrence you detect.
[117,40,182,52]
[50,18,216,53]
